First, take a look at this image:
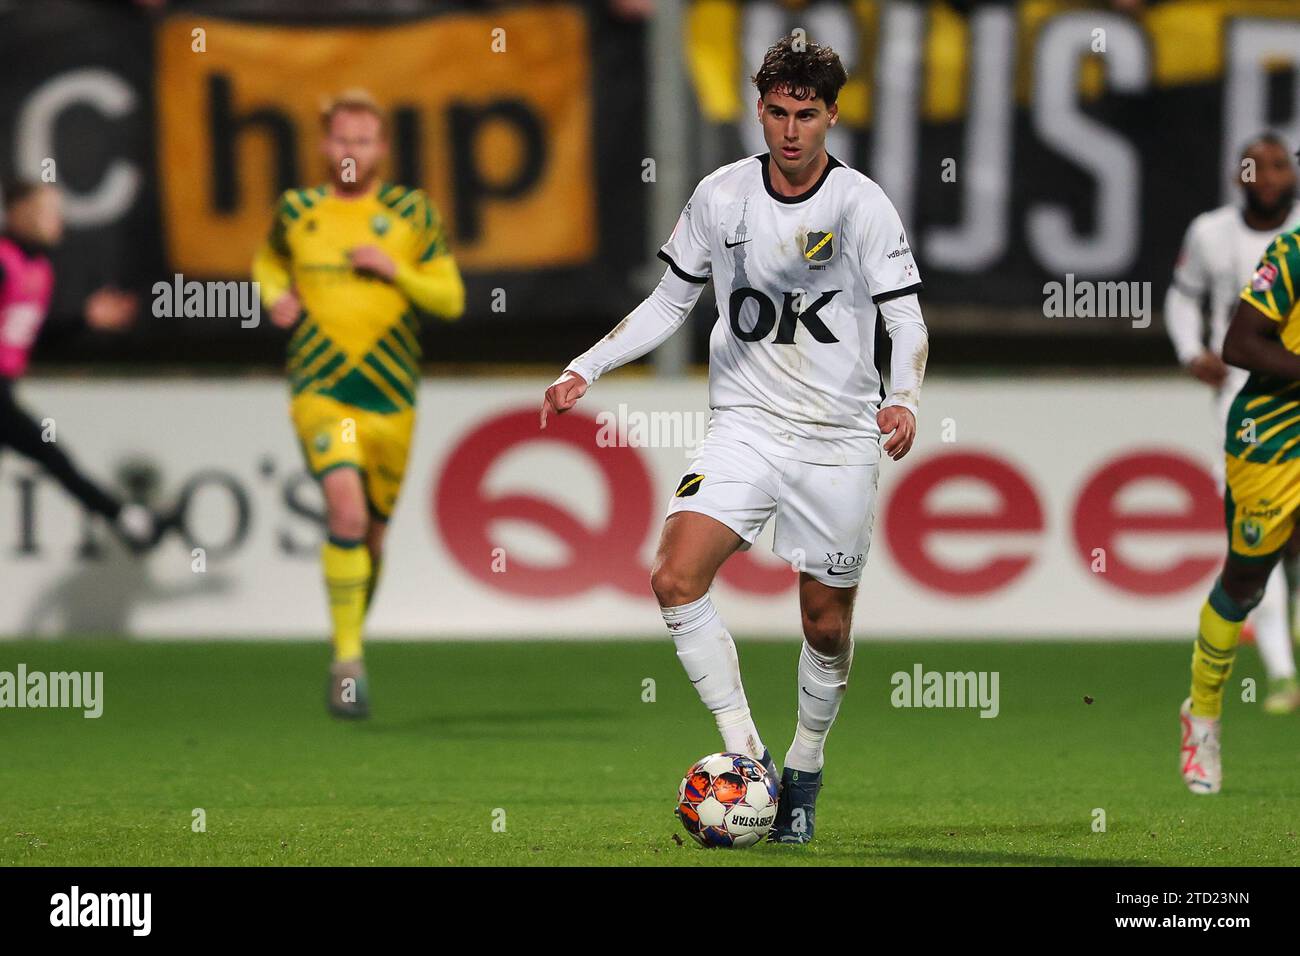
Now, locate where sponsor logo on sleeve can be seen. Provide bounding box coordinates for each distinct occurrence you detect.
[886,231,911,260]
[1252,262,1279,292]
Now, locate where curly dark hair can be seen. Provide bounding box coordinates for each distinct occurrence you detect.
[751,34,848,107]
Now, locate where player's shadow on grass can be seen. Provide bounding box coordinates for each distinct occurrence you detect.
[808,822,1146,866]
[839,845,1144,867]
[355,708,622,741]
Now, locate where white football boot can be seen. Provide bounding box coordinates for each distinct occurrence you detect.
[1179,697,1221,794]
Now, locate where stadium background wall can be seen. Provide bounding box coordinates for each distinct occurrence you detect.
[1,1,1299,367]
[1,377,1227,639]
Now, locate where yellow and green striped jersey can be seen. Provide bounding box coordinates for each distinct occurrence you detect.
[1228,227,1300,462]
[268,183,451,414]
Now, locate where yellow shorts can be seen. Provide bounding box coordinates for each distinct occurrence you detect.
[1224,453,1300,559]
[290,391,414,521]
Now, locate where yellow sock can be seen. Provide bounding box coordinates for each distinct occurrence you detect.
[1190,582,1246,719]
[323,536,370,663]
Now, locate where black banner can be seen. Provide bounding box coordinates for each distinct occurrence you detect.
[0,0,647,365]
[3,0,1300,367]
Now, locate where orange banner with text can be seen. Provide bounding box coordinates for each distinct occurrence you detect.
[155,7,596,276]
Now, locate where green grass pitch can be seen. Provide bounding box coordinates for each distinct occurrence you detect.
[1,638,1297,866]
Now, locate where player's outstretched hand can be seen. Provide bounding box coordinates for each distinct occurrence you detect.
[269,290,302,329]
[878,405,916,460]
[349,245,397,281]
[84,286,139,332]
[1188,349,1228,388]
[540,370,588,429]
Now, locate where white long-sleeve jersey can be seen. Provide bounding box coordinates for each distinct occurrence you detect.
[567,152,929,465]
[1166,201,1300,366]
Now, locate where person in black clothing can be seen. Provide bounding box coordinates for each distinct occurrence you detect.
[0,179,158,549]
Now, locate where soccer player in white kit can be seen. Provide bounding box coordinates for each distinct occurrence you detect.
[541,36,928,843]
[1165,132,1300,716]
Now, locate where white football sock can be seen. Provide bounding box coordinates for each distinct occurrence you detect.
[784,638,854,773]
[1254,563,1296,681]
[662,594,765,760]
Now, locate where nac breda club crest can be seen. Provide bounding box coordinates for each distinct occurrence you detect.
[804,229,834,267]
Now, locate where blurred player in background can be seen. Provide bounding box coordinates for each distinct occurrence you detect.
[1165,133,1300,716]
[1180,181,1300,794]
[0,180,157,550]
[252,90,465,718]
[542,37,927,843]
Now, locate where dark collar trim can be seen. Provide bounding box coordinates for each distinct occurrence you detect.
[759,152,842,204]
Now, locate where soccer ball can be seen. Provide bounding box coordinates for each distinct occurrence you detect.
[676,752,778,848]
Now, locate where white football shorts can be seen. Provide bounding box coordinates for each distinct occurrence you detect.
[665,433,880,587]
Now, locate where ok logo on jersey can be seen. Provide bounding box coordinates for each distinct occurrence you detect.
[728,287,842,344]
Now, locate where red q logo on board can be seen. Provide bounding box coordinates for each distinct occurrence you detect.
[435,409,1223,602]
[434,408,795,599]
